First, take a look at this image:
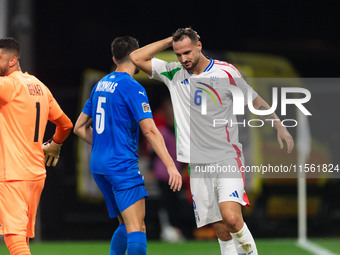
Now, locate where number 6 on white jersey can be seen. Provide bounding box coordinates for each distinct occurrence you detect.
[96,96,106,134]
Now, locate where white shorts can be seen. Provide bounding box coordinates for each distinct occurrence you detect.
[189,158,249,228]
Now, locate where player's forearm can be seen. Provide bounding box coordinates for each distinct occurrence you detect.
[252,96,285,130]
[132,37,172,61]
[75,126,93,145]
[252,96,294,152]
[50,113,73,143]
[130,36,173,75]
[144,127,176,169]
[74,113,93,144]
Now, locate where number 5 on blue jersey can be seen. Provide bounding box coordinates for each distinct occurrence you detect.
[96,96,106,134]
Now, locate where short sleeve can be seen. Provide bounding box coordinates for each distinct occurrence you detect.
[82,97,93,116]
[226,66,258,105]
[236,78,258,105]
[150,58,168,82]
[0,77,17,105]
[150,58,182,87]
[82,86,95,117]
[123,82,153,122]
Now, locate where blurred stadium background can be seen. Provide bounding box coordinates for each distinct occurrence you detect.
[1,0,340,254]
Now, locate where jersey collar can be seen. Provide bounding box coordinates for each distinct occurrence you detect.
[187,57,214,75]
[204,57,214,72]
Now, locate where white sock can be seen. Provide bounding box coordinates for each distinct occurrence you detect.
[230,223,258,255]
[218,238,238,255]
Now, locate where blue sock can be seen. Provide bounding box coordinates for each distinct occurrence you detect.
[127,231,147,255]
[110,224,127,255]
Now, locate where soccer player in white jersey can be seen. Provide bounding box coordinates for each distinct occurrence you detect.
[130,28,294,255]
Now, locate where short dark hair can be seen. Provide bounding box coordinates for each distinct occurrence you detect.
[0,37,21,58]
[172,28,199,43]
[111,36,139,64]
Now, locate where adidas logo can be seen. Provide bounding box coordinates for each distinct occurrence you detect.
[238,250,254,255]
[229,190,239,198]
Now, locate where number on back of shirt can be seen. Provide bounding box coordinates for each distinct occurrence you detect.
[96,96,106,134]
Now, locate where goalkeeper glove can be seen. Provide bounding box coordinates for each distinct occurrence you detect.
[42,139,62,167]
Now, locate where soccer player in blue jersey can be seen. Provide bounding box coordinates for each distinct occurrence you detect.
[74,36,182,255]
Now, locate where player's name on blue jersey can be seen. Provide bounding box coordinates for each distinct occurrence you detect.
[95,80,118,93]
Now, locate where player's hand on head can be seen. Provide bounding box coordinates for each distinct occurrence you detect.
[167,166,182,192]
[277,128,294,154]
[42,139,62,167]
[185,27,200,40]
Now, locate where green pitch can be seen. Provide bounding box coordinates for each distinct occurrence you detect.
[0,239,339,254]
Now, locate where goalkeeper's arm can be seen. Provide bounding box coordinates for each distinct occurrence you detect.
[43,113,73,167]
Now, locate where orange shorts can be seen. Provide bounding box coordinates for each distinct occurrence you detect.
[0,178,45,238]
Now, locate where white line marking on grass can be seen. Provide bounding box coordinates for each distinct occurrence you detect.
[297,239,337,255]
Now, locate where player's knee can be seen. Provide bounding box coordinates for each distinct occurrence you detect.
[137,220,146,233]
[221,212,243,233]
[125,220,146,233]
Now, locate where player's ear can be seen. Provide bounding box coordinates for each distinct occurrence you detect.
[197,41,202,52]
[112,56,118,65]
[9,56,18,67]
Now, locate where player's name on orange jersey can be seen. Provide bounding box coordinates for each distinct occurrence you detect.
[27,84,44,96]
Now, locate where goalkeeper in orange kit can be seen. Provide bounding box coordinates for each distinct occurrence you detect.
[0,38,73,255]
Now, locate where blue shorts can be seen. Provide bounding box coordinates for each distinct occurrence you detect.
[92,173,148,218]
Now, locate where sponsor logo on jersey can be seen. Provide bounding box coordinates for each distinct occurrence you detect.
[229,190,239,198]
[180,78,189,85]
[139,91,145,97]
[142,102,151,113]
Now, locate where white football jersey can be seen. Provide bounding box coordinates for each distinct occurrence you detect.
[150,57,258,163]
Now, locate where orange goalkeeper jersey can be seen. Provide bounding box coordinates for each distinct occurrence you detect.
[0,71,63,181]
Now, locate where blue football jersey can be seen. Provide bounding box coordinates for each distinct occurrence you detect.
[82,71,153,190]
